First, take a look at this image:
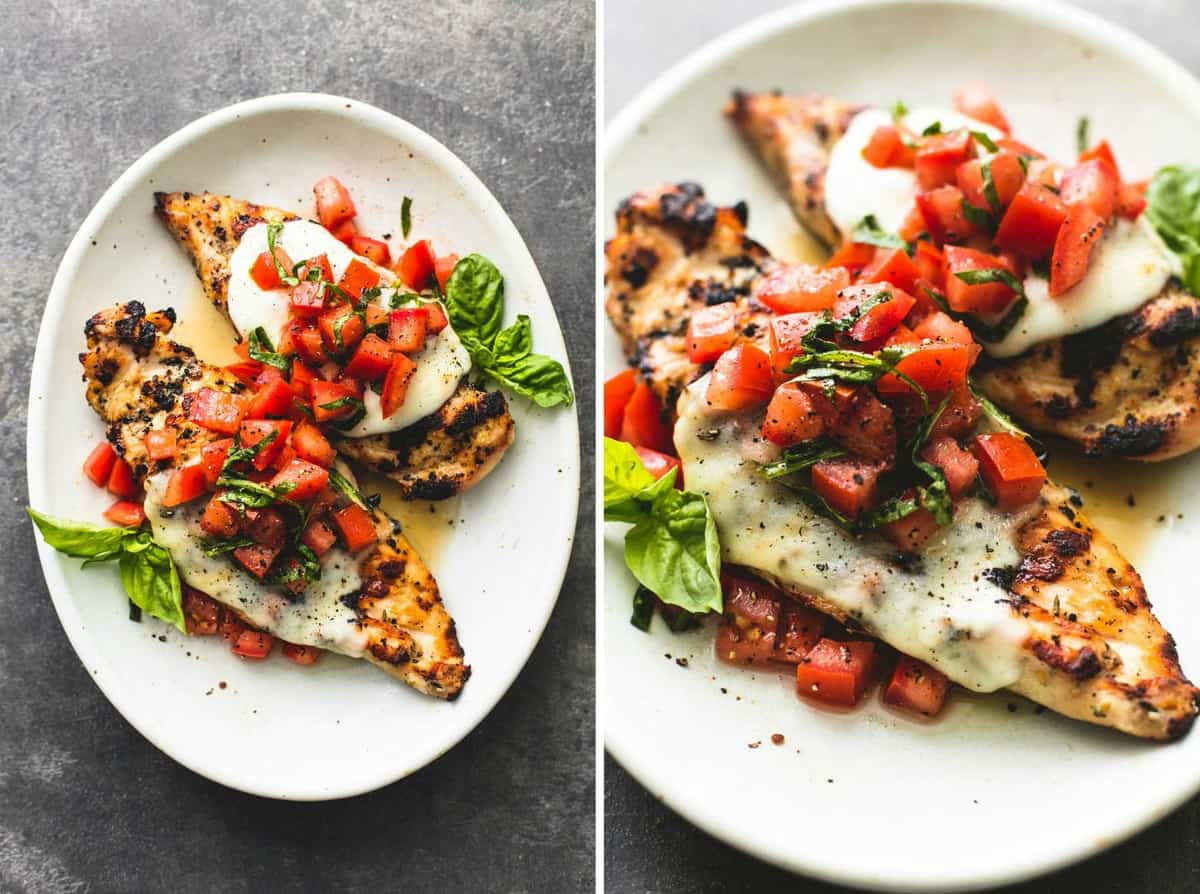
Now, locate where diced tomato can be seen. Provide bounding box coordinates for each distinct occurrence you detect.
[915,129,975,190]
[775,602,825,664]
[836,282,916,342]
[912,310,972,346]
[313,176,356,230]
[283,643,321,665]
[796,639,877,707]
[200,495,241,538]
[298,253,334,283]
[106,457,137,499]
[319,307,366,355]
[224,360,264,386]
[231,628,275,659]
[301,517,338,557]
[1060,159,1118,221]
[289,279,327,318]
[929,386,983,440]
[84,442,118,487]
[811,458,884,519]
[250,247,292,291]
[715,573,782,665]
[973,432,1046,509]
[825,243,875,276]
[885,655,951,716]
[245,376,295,420]
[311,380,360,423]
[715,621,777,665]
[269,459,330,502]
[916,186,977,245]
[364,305,389,329]
[343,333,394,382]
[858,247,920,294]
[103,499,145,527]
[877,341,972,395]
[397,240,436,290]
[941,245,1019,314]
[288,362,318,400]
[633,446,681,483]
[434,253,459,289]
[997,136,1041,158]
[827,388,897,462]
[330,218,358,245]
[921,436,980,498]
[956,152,1024,211]
[898,204,927,243]
[755,263,849,314]
[1079,139,1121,179]
[1116,180,1148,220]
[291,422,336,467]
[913,241,945,290]
[1050,204,1105,297]
[952,81,1011,133]
[861,124,914,168]
[332,504,378,552]
[183,588,220,635]
[349,235,391,267]
[239,419,292,471]
[706,344,774,411]
[768,312,821,379]
[686,303,738,363]
[380,353,417,419]
[619,380,674,453]
[994,183,1068,258]
[200,439,233,487]
[424,301,449,334]
[761,381,825,446]
[603,368,638,439]
[218,609,246,643]
[388,307,428,354]
[163,463,209,507]
[337,259,381,299]
[881,507,942,551]
[188,388,247,435]
[243,508,287,549]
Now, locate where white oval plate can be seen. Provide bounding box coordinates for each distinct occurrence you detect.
[28,93,578,800]
[604,1,1200,889]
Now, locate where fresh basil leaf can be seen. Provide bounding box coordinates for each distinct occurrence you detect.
[266,221,300,287]
[267,544,321,586]
[328,467,372,511]
[760,438,847,479]
[604,438,676,522]
[401,196,413,239]
[200,536,255,557]
[493,314,534,360]
[1146,165,1200,294]
[851,215,911,252]
[485,351,574,409]
[980,159,1001,212]
[954,267,1026,295]
[891,99,908,122]
[247,326,292,377]
[914,460,953,526]
[216,476,295,509]
[961,201,994,232]
[922,121,943,136]
[1076,116,1090,157]
[971,130,999,153]
[630,585,655,632]
[27,509,128,560]
[444,253,505,349]
[624,487,722,616]
[968,383,1046,461]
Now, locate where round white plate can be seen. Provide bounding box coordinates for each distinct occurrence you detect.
[604,1,1200,889]
[28,93,578,800]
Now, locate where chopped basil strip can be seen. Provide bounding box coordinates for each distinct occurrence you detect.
[980,159,1002,213]
[200,536,255,557]
[401,196,413,238]
[922,121,943,136]
[922,284,1028,344]
[851,214,912,253]
[760,438,847,479]
[961,201,994,232]
[891,99,908,122]
[968,383,1046,460]
[1076,116,1090,157]
[327,468,371,510]
[971,130,999,153]
[247,326,292,377]
[266,221,300,287]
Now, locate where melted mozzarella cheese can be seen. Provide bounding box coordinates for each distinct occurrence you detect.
[143,472,368,657]
[226,220,471,436]
[676,379,1036,693]
[825,107,1181,358]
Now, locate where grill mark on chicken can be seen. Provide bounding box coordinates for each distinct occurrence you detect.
[725,90,1200,461]
[606,182,1199,739]
[153,190,515,498]
[80,302,468,699]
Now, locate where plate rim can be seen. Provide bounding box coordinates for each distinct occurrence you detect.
[27,91,580,801]
[603,0,1200,888]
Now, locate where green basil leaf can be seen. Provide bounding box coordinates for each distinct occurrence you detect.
[960,201,994,232]
[328,467,371,511]
[760,438,847,479]
[401,196,413,239]
[1146,165,1200,294]
[266,221,300,287]
[200,536,255,557]
[624,487,722,616]
[630,585,655,632]
[980,159,1001,212]
[118,533,185,633]
[444,253,505,349]
[604,437,676,522]
[493,314,534,360]
[247,326,292,377]
[484,350,574,408]
[851,215,912,252]
[1076,116,1090,157]
[891,99,908,122]
[27,509,129,560]
[922,121,943,136]
[971,130,999,153]
[922,284,1028,343]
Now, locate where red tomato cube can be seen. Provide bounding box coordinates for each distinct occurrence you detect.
[686,303,738,364]
[163,464,209,507]
[397,240,436,290]
[755,263,849,314]
[994,183,1068,259]
[84,442,118,487]
[885,655,951,716]
[269,459,330,502]
[380,353,418,419]
[796,639,877,707]
[388,307,429,354]
[972,432,1046,509]
[332,504,379,552]
[761,382,825,446]
[705,344,773,411]
[313,176,356,230]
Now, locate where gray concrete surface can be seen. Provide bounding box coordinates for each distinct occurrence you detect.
[604,0,1200,891]
[0,1,594,892]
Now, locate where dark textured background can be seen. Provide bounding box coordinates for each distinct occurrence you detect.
[0,1,594,892]
[604,0,1200,891]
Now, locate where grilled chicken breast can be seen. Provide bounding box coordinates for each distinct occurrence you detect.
[81,301,469,698]
[154,190,515,499]
[725,91,1200,461]
[606,182,1198,739]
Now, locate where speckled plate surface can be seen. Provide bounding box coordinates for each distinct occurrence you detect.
[28,93,578,800]
[604,1,1200,889]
